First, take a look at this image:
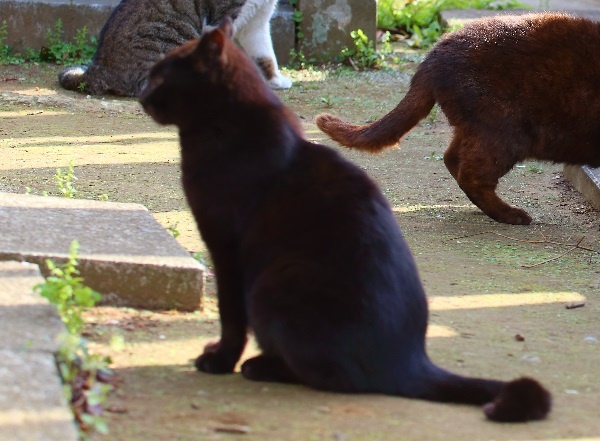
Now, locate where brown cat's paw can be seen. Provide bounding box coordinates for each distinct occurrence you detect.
[483,377,551,422]
[496,208,533,225]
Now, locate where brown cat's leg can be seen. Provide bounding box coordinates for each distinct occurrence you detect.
[241,355,300,384]
[445,132,532,225]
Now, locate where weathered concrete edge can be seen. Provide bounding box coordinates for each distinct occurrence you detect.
[0,261,79,441]
[563,165,600,211]
[0,253,205,311]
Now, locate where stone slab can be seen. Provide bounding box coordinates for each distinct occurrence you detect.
[563,165,600,210]
[0,192,205,311]
[0,261,78,441]
[0,0,295,63]
[0,260,64,352]
[299,0,377,59]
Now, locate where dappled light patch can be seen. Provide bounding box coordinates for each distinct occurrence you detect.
[430,292,587,311]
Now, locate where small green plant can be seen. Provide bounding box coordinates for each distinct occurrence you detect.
[320,95,342,108]
[55,333,111,435]
[0,19,96,64]
[339,29,391,69]
[34,241,113,436]
[425,151,444,161]
[288,0,305,40]
[377,0,528,48]
[55,160,77,198]
[41,19,97,64]
[166,223,181,238]
[191,251,206,266]
[77,82,87,92]
[288,48,307,69]
[529,165,543,174]
[0,20,29,64]
[35,241,101,334]
[426,103,441,124]
[0,20,11,60]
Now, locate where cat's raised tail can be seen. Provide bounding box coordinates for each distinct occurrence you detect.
[316,68,434,152]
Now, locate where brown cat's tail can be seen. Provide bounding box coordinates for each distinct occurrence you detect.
[58,66,88,93]
[316,69,435,152]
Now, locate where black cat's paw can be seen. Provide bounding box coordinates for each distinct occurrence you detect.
[240,356,299,384]
[194,341,237,374]
[483,377,551,422]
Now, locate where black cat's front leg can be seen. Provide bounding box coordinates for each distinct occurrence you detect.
[195,257,248,374]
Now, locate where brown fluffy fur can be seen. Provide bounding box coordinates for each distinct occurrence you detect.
[317,13,600,225]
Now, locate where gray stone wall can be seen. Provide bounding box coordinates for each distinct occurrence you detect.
[298,0,376,59]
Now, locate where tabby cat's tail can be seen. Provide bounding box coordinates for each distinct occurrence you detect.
[58,66,88,92]
[413,363,551,422]
[316,69,435,152]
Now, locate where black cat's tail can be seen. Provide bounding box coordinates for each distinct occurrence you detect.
[412,363,551,422]
[58,65,88,93]
[315,68,435,152]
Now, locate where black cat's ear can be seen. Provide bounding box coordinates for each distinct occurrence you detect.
[195,19,232,65]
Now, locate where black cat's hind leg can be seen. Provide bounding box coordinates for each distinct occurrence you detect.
[241,355,301,384]
[445,131,532,225]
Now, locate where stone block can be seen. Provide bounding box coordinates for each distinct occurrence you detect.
[563,165,600,211]
[0,260,79,441]
[0,0,117,53]
[0,261,64,353]
[298,0,377,59]
[271,1,295,66]
[0,192,205,311]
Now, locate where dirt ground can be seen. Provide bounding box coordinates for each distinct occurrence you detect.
[1,54,599,440]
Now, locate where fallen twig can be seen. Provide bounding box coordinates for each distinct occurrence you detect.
[522,237,584,268]
[446,230,599,268]
[565,302,586,310]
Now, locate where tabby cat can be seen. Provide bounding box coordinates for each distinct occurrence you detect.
[317,13,600,225]
[59,0,291,96]
[140,19,551,422]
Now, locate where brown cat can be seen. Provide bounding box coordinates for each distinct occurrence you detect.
[317,13,600,225]
[140,18,551,422]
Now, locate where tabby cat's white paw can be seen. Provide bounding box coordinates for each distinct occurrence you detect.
[269,73,293,89]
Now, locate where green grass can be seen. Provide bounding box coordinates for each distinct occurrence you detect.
[378,0,529,48]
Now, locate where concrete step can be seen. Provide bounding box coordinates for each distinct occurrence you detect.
[0,260,78,441]
[0,192,205,311]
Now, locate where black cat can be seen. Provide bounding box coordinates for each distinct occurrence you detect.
[140,19,551,422]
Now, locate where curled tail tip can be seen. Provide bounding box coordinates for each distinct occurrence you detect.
[315,113,367,150]
[484,377,551,422]
[58,66,87,91]
[315,113,347,135]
